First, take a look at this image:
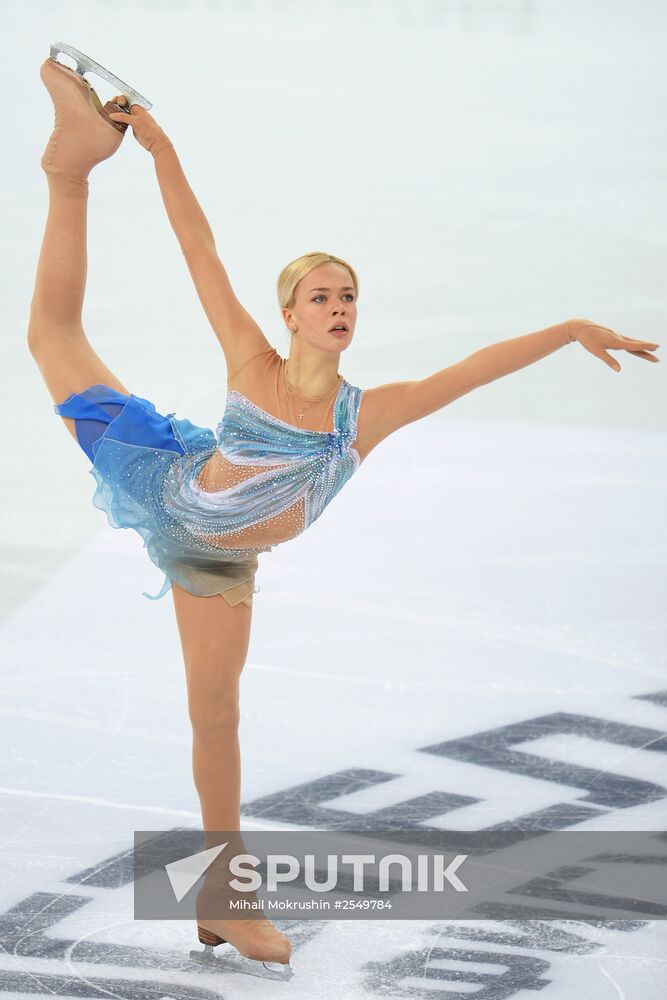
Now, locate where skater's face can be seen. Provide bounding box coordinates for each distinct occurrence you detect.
[284,262,356,353]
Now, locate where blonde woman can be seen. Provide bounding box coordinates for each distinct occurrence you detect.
[28,44,660,982]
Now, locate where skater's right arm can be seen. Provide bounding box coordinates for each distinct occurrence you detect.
[109,103,271,378]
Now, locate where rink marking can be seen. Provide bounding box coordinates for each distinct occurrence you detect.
[0,785,275,828]
[597,961,627,1000]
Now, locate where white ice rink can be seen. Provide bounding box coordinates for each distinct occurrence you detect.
[2,1,666,998]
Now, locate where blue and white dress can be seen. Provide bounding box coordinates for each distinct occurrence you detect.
[54,376,364,601]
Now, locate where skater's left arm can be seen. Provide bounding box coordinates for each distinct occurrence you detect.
[354,319,660,461]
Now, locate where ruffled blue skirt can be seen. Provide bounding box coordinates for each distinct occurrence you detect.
[54,383,259,601]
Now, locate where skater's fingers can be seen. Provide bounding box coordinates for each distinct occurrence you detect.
[108,107,143,122]
[103,101,128,123]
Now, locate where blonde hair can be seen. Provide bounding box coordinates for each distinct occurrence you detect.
[277,251,359,316]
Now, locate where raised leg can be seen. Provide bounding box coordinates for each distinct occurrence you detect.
[28,172,131,449]
[28,55,131,449]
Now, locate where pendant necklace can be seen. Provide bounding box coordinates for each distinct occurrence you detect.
[283,364,343,421]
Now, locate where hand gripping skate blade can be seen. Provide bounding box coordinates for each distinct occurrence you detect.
[189,945,294,981]
[49,41,153,110]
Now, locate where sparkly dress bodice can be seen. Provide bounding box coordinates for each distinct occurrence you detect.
[159,345,364,554]
[161,382,363,551]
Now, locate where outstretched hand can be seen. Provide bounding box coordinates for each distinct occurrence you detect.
[107,97,173,157]
[569,319,660,372]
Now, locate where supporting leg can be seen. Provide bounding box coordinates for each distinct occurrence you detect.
[170,582,292,968]
[171,581,253,831]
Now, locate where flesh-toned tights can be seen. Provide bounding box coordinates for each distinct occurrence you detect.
[28,171,250,842]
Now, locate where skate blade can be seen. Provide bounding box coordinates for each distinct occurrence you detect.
[49,41,152,110]
[189,945,294,981]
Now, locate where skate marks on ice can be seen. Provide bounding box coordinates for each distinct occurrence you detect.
[0,879,319,998]
[237,690,667,999]
[241,702,667,837]
[1,689,665,997]
[0,870,656,1000]
[2,695,665,997]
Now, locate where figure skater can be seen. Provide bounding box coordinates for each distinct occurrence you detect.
[28,43,660,982]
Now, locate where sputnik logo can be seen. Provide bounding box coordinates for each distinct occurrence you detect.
[164,842,228,902]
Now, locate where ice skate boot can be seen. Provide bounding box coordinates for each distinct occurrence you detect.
[39,43,150,178]
[190,919,294,982]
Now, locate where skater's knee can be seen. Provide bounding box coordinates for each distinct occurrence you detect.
[27,320,83,357]
[27,322,46,357]
[189,691,241,736]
